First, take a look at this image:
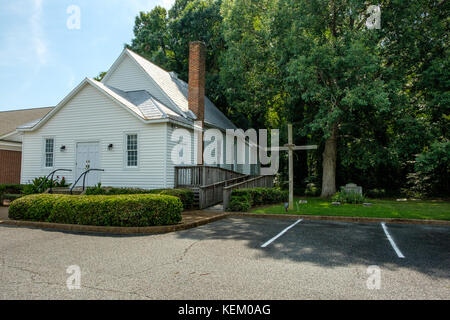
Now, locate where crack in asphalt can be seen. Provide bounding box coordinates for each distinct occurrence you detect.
[176,240,201,264]
[0,263,153,299]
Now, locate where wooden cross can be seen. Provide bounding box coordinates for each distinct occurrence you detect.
[273,124,318,210]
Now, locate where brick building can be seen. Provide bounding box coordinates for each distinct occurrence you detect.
[0,107,53,184]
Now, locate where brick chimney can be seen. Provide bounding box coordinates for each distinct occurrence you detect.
[188,41,206,165]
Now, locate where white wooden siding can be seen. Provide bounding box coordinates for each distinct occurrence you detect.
[21,83,168,189]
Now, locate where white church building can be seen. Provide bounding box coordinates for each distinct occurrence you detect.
[18,42,255,189]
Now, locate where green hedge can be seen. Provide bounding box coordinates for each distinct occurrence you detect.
[8,194,183,227]
[85,187,194,210]
[2,194,23,201]
[229,188,288,212]
[0,184,25,205]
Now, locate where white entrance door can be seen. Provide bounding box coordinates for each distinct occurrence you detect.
[76,142,101,187]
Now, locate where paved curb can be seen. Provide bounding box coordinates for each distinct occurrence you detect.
[229,212,450,226]
[1,211,449,235]
[0,213,230,235]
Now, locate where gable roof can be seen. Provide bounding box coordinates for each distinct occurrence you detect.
[0,107,53,138]
[102,48,236,130]
[17,78,192,132]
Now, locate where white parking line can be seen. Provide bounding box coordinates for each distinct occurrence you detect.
[261,219,303,248]
[381,222,405,258]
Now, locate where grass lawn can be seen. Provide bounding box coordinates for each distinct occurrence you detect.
[251,197,450,221]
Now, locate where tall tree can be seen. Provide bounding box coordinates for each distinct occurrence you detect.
[128,0,227,112]
[271,0,390,197]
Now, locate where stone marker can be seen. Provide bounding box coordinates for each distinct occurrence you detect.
[342,183,363,195]
[363,203,373,207]
[332,202,341,206]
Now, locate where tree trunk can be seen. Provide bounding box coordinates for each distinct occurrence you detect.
[321,123,338,198]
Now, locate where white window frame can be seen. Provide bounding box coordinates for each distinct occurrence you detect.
[43,137,55,168]
[124,133,139,169]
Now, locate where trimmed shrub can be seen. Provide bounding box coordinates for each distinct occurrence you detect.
[0,184,25,205]
[229,188,288,212]
[85,186,194,210]
[8,194,183,227]
[332,190,367,204]
[0,184,25,195]
[229,194,252,212]
[148,189,194,210]
[8,194,60,221]
[2,194,23,201]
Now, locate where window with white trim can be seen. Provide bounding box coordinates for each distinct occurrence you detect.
[126,134,138,167]
[45,138,54,167]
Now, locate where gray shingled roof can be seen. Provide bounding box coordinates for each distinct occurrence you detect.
[125,49,237,130]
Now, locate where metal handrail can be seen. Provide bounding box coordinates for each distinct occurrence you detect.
[38,169,72,193]
[70,169,105,195]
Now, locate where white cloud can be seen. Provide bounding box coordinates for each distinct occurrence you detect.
[0,0,48,67]
[31,0,47,65]
[126,0,175,11]
[160,0,175,9]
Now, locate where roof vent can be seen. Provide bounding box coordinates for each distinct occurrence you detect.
[169,71,178,79]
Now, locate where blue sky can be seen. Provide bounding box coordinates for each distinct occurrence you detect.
[0,0,174,112]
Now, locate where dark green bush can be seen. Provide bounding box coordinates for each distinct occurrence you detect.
[85,186,193,210]
[229,188,288,212]
[0,184,25,205]
[229,195,252,212]
[2,194,23,201]
[148,189,194,210]
[0,184,25,195]
[304,183,320,197]
[8,194,183,227]
[366,188,386,199]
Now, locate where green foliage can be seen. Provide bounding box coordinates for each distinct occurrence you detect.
[23,176,70,195]
[229,188,288,211]
[304,183,320,197]
[2,194,23,201]
[0,184,25,205]
[409,141,450,197]
[85,186,194,210]
[332,190,367,204]
[129,0,227,112]
[123,0,449,197]
[148,189,194,210]
[229,195,252,212]
[252,197,450,221]
[366,189,386,199]
[8,194,183,227]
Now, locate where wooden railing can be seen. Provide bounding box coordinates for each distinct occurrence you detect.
[223,175,274,210]
[198,175,250,209]
[175,165,245,188]
[175,165,274,210]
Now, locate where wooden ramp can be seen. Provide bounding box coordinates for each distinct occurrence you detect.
[175,166,274,210]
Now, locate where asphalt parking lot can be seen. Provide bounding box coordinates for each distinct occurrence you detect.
[0,217,449,299]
